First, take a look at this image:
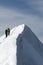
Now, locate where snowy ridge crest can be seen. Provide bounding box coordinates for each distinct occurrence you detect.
[0,24,43,65]
[10,24,25,38]
[0,24,25,65]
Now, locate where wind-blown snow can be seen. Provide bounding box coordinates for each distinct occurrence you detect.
[0,24,43,65]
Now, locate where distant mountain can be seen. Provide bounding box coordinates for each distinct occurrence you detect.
[0,24,43,65]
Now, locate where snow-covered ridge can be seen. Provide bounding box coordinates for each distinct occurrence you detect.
[0,24,25,43]
[0,24,43,65]
[10,24,25,38]
[0,24,25,65]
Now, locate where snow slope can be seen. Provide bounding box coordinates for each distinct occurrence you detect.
[0,24,25,65]
[0,24,43,65]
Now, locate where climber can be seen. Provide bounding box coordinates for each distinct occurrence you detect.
[5,28,10,37]
[5,29,7,37]
[7,28,10,35]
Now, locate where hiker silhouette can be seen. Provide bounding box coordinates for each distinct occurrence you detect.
[5,28,10,37]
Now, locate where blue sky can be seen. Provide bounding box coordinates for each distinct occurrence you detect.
[0,0,43,42]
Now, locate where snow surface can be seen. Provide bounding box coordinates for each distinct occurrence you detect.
[0,24,25,65]
[0,24,43,65]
